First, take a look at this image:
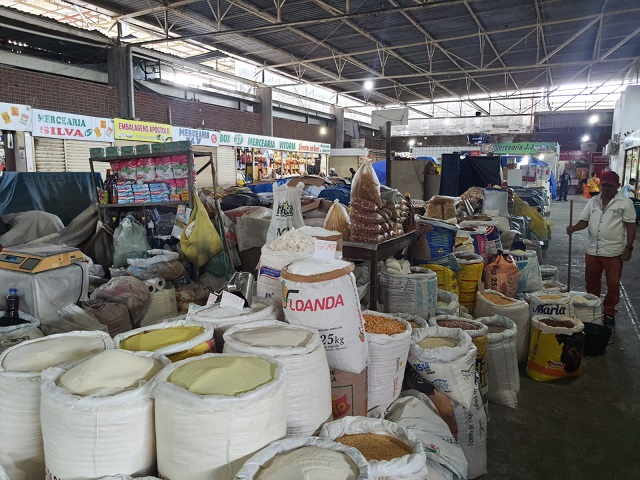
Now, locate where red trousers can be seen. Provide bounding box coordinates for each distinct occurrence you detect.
[585,253,623,316]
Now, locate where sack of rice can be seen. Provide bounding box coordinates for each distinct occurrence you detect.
[477,315,519,408]
[223,320,332,436]
[384,391,469,480]
[570,292,603,325]
[540,264,559,282]
[0,331,113,480]
[186,299,277,352]
[379,266,437,319]
[541,280,568,292]
[408,326,477,409]
[320,417,427,480]
[527,316,585,382]
[528,291,574,320]
[235,436,371,480]
[474,290,529,363]
[428,316,489,405]
[40,350,168,479]
[436,289,460,316]
[362,311,411,410]
[509,249,543,293]
[154,354,287,480]
[454,253,484,314]
[114,319,215,362]
[483,253,519,298]
[0,310,43,354]
[281,259,368,374]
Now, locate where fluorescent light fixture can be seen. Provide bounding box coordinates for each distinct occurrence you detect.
[408,139,415,147]
[521,155,531,165]
[539,153,545,160]
[363,80,374,91]
[582,134,590,142]
[320,127,327,135]
[589,115,599,124]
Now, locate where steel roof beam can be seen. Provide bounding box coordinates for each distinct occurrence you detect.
[538,17,600,64]
[600,25,640,60]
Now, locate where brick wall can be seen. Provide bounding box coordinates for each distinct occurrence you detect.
[0,66,119,117]
[273,117,333,144]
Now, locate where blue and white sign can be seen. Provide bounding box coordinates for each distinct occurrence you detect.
[172,126,220,147]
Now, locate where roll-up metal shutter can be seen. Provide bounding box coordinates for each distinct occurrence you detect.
[216,146,237,186]
[34,137,65,172]
[65,140,109,177]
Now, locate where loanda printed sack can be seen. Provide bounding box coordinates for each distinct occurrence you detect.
[266,182,305,243]
[483,253,519,298]
[281,259,368,373]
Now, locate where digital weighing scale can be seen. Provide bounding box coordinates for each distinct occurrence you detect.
[0,244,85,274]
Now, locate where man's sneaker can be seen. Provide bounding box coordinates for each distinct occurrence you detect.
[603,314,615,326]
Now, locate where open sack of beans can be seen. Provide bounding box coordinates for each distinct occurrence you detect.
[527,316,585,382]
[320,416,427,480]
[474,289,529,363]
[408,326,477,409]
[362,311,412,410]
[235,436,371,480]
[477,315,519,408]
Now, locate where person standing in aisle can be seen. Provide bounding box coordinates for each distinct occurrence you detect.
[622,178,636,198]
[329,168,338,177]
[558,171,571,201]
[566,171,636,326]
[587,172,601,197]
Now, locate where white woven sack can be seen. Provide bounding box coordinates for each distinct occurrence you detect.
[0,310,43,354]
[570,292,603,325]
[408,326,477,410]
[453,382,487,479]
[187,299,277,351]
[320,416,427,480]
[235,436,371,480]
[509,250,543,293]
[528,291,574,319]
[0,465,9,480]
[281,259,368,374]
[436,289,460,316]
[0,331,113,480]
[362,311,411,410]
[100,477,161,479]
[384,391,469,480]
[474,290,530,363]
[40,350,169,480]
[222,320,332,436]
[266,182,305,243]
[477,315,519,408]
[540,265,559,282]
[114,319,214,357]
[394,313,428,333]
[153,353,287,480]
[379,267,437,319]
[256,247,312,305]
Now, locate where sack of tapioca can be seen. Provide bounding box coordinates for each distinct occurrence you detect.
[281,259,368,374]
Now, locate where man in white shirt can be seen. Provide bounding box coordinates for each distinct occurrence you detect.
[622,178,636,198]
[566,170,636,326]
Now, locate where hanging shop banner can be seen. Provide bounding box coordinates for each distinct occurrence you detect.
[493,142,559,155]
[172,126,219,147]
[114,118,172,143]
[0,102,32,131]
[219,130,329,154]
[590,153,609,164]
[559,150,590,161]
[32,109,114,142]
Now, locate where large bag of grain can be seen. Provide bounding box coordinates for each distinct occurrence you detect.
[428,316,489,404]
[483,253,519,298]
[422,264,459,295]
[395,313,428,333]
[223,320,332,436]
[187,299,277,352]
[509,249,544,293]
[0,331,113,480]
[0,466,8,480]
[540,264,559,282]
[383,391,468,480]
[0,310,43,354]
[528,291,574,319]
[570,292,603,325]
[413,218,459,262]
[527,316,585,382]
[454,253,484,314]
[40,350,168,480]
[477,315,519,408]
[320,417,427,480]
[330,367,368,418]
[436,289,460,316]
[362,311,411,410]
[459,219,502,255]
[114,319,215,362]
[452,381,487,479]
[266,182,305,243]
[235,436,371,480]
[474,290,530,363]
[408,326,477,409]
[153,354,287,480]
[281,259,368,373]
[379,266,437,318]
[455,227,487,257]
[100,477,161,479]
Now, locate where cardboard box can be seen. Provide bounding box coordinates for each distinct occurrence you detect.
[330,367,368,418]
[287,175,328,188]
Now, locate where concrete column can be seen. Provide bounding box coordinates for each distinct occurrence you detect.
[257,86,273,136]
[107,46,135,118]
[333,106,345,148]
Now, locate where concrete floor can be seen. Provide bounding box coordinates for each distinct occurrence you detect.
[484,194,640,480]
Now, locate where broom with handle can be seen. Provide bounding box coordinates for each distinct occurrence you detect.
[567,200,573,291]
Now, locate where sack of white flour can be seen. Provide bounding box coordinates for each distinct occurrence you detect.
[281,259,368,373]
[266,182,305,243]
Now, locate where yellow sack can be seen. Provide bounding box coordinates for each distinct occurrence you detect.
[420,264,459,295]
[455,253,484,314]
[180,194,223,268]
[526,316,585,382]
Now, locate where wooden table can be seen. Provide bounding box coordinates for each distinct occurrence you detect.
[342,231,416,309]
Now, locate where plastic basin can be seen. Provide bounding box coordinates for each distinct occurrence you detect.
[583,323,613,356]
